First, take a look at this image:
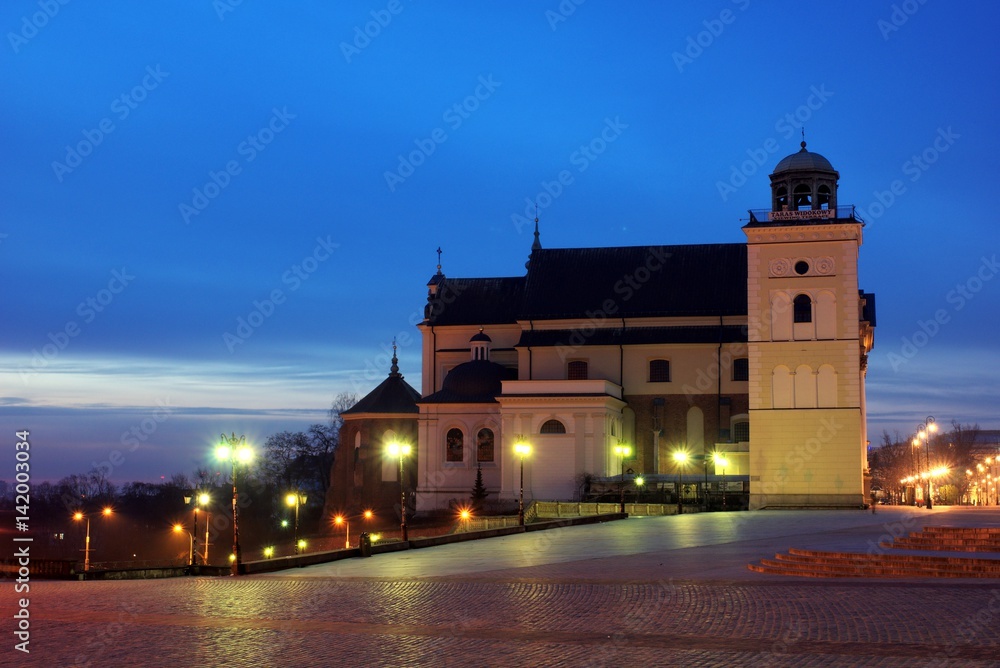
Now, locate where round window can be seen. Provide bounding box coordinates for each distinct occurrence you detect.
[794,261,810,275]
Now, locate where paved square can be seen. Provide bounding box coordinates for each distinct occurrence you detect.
[16,507,1000,666]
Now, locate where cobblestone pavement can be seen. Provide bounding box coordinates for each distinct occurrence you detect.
[10,508,1000,667]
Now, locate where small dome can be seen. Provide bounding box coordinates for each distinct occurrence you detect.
[773,142,835,174]
[470,330,492,343]
[441,360,511,398]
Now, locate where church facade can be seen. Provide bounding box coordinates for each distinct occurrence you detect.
[327,143,876,516]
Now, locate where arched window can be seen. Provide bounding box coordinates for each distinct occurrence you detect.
[567,360,588,380]
[817,184,832,209]
[793,184,812,210]
[649,359,670,382]
[540,419,566,434]
[793,294,812,323]
[476,428,494,462]
[446,428,464,462]
[775,186,788,210]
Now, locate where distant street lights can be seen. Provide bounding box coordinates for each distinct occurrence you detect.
[72,507,112,572]
[673,451,689,514]
[387,442,412,541]
[614,443,633,513]
[285,492,307,554]
[173,524,194,567]
[916,417,937,509]
[216,433,253,575]
[334,510,373,550]
[184,492,210,566]
[514,437,531,525]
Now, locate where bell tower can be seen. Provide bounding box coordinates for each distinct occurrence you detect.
[744,142,876,509]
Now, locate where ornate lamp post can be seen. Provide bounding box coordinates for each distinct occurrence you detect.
[613,443,632,513]
[514,437,531,525]
[387,442,412,541]
[184,492,211,566]
[713,453,729,511]
[916,417,937,509]
[673,451,689,514]
[216,433,253,575]
[72,507,112,572]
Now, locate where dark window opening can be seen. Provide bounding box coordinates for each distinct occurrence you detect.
[793,294,812,323]
[649,359,671,382]
[540,419,566,434]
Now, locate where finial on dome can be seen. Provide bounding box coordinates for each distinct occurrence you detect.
[435,247,443,275]
[800,128,807,151]
[390,338,400,377]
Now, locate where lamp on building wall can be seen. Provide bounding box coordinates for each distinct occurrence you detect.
[613,443,632,513]
[514,437,531,526]
[387,442,412,541]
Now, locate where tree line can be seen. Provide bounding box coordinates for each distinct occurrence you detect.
[1,393,356,565]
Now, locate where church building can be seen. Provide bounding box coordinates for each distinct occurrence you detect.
[327,142,876,516]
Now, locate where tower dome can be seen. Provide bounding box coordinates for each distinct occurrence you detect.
[769,141,839,214]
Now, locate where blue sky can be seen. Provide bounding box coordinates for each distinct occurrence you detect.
[2,0,998,483]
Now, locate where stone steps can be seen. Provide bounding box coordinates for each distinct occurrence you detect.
[749,525,1000,579]
[749,549,1000,578]
[882,526,1000,552]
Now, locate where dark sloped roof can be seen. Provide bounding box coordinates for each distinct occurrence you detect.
[516,325,748,347]
[342,374,420,415]
[426,277,525,326]
[519,244,747,319]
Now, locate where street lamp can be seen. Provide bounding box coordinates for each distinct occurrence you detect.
[72,507,112,572]
[634,475,645,503]
[184,492,211,566]
[614,443,633,513]
[713,452,729,511]
[514,437,531,525]
[673,451,689,514]
[285,492,307,554]
[173,524,194,567]
[916,417,937,509]
[387,442,412,541]
[216,433,253,575]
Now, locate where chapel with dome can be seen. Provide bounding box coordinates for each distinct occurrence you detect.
[327,142,876,516]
